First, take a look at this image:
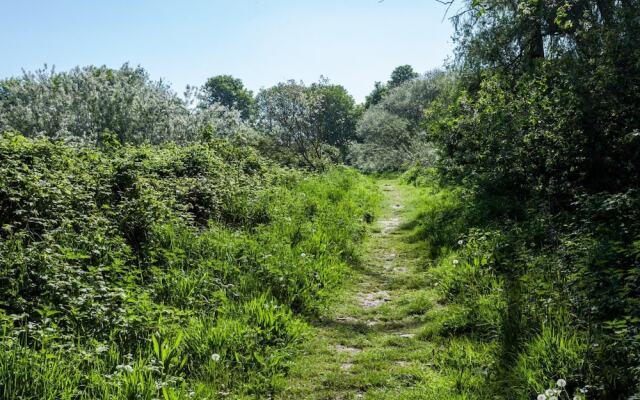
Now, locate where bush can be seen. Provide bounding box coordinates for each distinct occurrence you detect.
[0,132,380,398]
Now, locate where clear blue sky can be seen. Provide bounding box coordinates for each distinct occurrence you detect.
[1,0,455,102]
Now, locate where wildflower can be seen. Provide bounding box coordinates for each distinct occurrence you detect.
[556,379,567,388]
[452,259,459,265]
[550,397,558,400]
[116,364,134,373]
[458,240,463,245]
[537,395,547,400]
[545,389,554,396]
[300,253,306,258]
[211,353,221,362]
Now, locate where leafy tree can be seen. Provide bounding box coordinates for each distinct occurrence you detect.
[388,64,419,88]
[423,0,640,397]
[255,81,331,169]
[0,64,192,144]
[364,65,419,109]
[0,65,256,145]
[200,75,255,120]
[255,79,358,168]
[350,71,446,172]
[309,80,358,155]
[364,81,388,109]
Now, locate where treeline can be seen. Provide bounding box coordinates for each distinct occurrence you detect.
[0,65,359,169]
[396,0,640,399]
[0,63,440,172]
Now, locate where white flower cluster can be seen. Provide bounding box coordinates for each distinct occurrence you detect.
[537,379,586,400]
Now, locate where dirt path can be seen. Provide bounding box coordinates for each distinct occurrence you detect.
[278,179,440,399]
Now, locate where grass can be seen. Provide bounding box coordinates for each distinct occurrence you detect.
[277,179,494,400]
[0,134,381,399]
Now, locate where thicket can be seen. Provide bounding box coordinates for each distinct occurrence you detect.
[402,0,640,398]
[0,67,360,171]
[0,65,258,146]
[0,132,379,399]
[349,71,448,172]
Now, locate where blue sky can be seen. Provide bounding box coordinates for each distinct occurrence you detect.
[1,0,455,102]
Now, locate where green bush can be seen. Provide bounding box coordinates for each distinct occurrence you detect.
[0,132,379,398]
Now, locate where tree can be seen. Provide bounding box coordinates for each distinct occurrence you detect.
[255,79,357,169]
[0,64,192,144]
[364,65,419,109]
[309,80,358,155]
[200,75,254,120]
[388,65,418,88]
[0,65,257,145]
[255,81,331,169]
[349,71,445,172]
[364,81,388,109]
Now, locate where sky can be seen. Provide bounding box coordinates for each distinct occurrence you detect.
[0,0,456,102]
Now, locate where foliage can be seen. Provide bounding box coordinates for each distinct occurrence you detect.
[349,71,447,172]
[0,132,379,399]
[364,81,388,109]
[255,79,358,169]
[309,81,360,156]
[0,64,257,146]
[199,75,255,120]
[388,64,419,89]
[408,0,640,397]
[363,64,419,109]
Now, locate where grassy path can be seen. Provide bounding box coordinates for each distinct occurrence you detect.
[278,179,444,399]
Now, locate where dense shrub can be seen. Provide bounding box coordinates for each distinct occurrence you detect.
[349,72,446,172]
[0,64,256,146]
[406,165,640,399]
[0,132,379,398]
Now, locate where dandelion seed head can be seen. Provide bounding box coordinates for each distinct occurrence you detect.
[537,395,547,400]
[556,379,567,388]
[211,353,220,362]
[452,259,459,265]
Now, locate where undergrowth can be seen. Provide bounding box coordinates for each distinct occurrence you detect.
[401,165,640,400]
[0,132,379,399]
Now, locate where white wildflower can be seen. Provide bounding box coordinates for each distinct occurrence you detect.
[537,395,547,400]
[556,379,567,388]
[116,364,134,373]
[458,240,464,245]
[546,389,554,396]
[452,259,459,265]
[211,353,221,362]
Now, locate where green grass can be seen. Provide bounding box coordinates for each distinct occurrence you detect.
[277,179,494,400]
[0,133,380,399]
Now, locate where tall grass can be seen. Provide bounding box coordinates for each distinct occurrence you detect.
[0,133,380,398]
[402,165,635,399]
